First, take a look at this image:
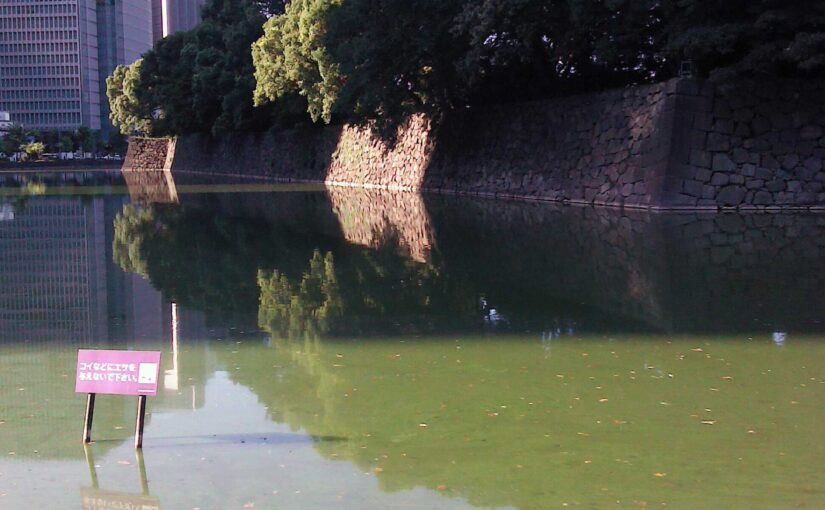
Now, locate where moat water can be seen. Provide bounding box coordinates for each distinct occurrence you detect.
[1,172,824,508]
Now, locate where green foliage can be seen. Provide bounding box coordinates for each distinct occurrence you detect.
[252,0,343,123]
[106,59,153,135]
[2,124,30,153]
[663,0,825,78]
[326,0,468,125]
[137,0,287,136]
[20,142,45,161]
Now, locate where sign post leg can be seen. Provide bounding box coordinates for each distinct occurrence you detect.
[134,395,147,449]
[83,393,96,443]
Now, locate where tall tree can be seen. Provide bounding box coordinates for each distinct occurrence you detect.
[106,59,153,135]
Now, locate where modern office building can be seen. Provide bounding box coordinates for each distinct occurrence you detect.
[0,0,153,134]
[96,0,153,138]
[160,0,206,37]
[0,111,11,136]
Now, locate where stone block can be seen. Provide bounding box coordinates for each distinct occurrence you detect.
[766,179,786,192]
[734,122,752,138]
[746,179,764,189]
[712,153,736,172]
[751,116,771,136]
[732,148,751,164]
[689,130,708,149]
[711,173,730,186]
[713,119,735,135]
[734,108,755,123]
[707,133,731,152]
[690,149,712,168]
[761,155,780,169]
[683,179,704,197]
[803,157,823,172]
[753,191,772,205]
[702,185,716,198]
[729,174,745,185]
[695,168,712,182]
[798,192,817,205]
[717,185,746,206]
[781,154,800,170]
[801,125,823,140]
[754,166,773,179]
[787,180,803,193]
[694,112,713,131]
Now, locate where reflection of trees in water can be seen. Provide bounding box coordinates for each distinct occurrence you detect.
[256,242,482,339]
[113,204,153,277]
[112,200,479,335]
[257,250,343,341]
[112,202,314,321]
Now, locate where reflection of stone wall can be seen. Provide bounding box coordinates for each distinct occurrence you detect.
[428,195,825,333]
[122,169,178,204]
[660,213,825,332]
[327,188,434,262]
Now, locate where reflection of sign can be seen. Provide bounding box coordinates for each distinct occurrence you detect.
[81,488,161,510]
[75,350,161,396]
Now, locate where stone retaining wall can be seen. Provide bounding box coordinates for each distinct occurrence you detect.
[126,77,825,210]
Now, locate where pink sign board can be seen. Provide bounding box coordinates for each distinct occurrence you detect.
[75,350,161,397]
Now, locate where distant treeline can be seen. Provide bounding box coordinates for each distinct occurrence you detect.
[107,0,825,137]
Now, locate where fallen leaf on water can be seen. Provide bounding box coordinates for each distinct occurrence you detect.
[436,485,447,491]
[691,348,703,352]
[117,460,131,465]
[584,460,592,464]
[747,429,756,434]
[701,420,717,425]
[373,467,384,474]
[487,412,499,417]
[599,398,609,403]
[418,423,428,428]
[721,376,733,381]
[243,503,255,508]
[654,472,667,477]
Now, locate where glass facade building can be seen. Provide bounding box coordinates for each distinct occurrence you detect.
[161,0,205,37]
[0,0,152,133]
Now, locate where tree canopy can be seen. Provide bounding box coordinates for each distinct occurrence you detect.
[128,0,291,136]
[110,0,825,135]
[251,0,825,127]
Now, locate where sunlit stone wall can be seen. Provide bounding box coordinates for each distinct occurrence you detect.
[127,77,825,210]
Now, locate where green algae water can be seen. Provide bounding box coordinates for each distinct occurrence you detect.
[1,176,825,509]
